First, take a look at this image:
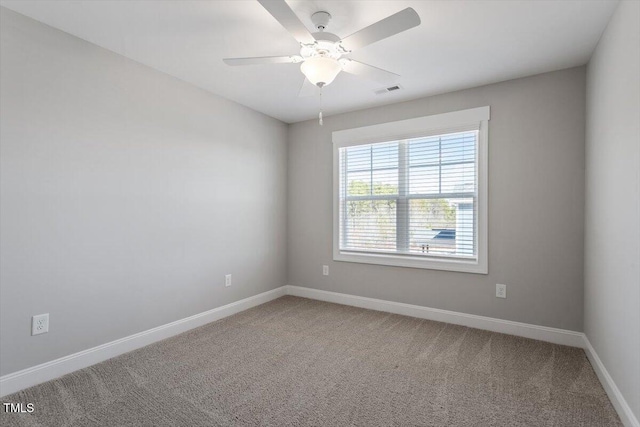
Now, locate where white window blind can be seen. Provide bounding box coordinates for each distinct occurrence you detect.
[338,130,478,261]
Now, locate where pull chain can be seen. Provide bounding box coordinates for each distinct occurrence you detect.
[319,86,324,126]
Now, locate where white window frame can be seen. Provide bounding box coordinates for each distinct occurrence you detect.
[332,106,489,274]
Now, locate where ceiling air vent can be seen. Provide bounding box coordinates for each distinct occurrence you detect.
[374,85,402,95]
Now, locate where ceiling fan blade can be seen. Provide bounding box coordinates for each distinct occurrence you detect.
[257,0,316,45]
[340,59,400,84]
[298,78,319,97]
[340,8,420,52]
[223,55,301,66]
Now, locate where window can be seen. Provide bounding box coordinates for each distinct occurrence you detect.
[333,107,489,273]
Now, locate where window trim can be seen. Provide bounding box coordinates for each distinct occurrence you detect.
[332,106,489,274]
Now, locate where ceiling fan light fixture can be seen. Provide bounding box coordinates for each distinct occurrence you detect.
[300,56,342,87]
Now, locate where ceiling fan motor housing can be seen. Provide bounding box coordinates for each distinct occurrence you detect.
[300,11,348,87]
[301,11,345,60]
[301,32,342,59]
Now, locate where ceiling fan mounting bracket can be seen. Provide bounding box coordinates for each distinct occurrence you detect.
[311,11,331,31]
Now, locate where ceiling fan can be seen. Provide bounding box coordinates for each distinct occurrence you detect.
[223,0,421,113]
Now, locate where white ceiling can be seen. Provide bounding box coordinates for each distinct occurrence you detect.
[1,0,618,123]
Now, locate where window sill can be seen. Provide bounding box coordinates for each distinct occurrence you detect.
[334,251,488,274]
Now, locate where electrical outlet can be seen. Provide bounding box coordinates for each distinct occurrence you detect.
[496,284,507,299]
[225,274,232,287]
[322,265,329,276]
[32,313,49,336]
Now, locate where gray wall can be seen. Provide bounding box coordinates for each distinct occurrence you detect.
[585,0,640,420]
[288,67,586,331]
[0,8,288,376]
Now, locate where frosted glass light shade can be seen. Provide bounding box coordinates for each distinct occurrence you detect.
[300,57,342,87]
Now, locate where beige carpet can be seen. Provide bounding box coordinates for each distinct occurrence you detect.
[1,296,621,426]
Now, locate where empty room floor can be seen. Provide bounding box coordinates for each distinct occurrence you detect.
[0,296,620,426]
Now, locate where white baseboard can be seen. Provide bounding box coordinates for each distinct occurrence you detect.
[0,286,286,397]
[583,336,639,427]
[285,285,584,347]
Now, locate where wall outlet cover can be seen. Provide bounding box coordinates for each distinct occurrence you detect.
[225,274,232,287]
[322,265,329,276]
[32,313,49,335]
